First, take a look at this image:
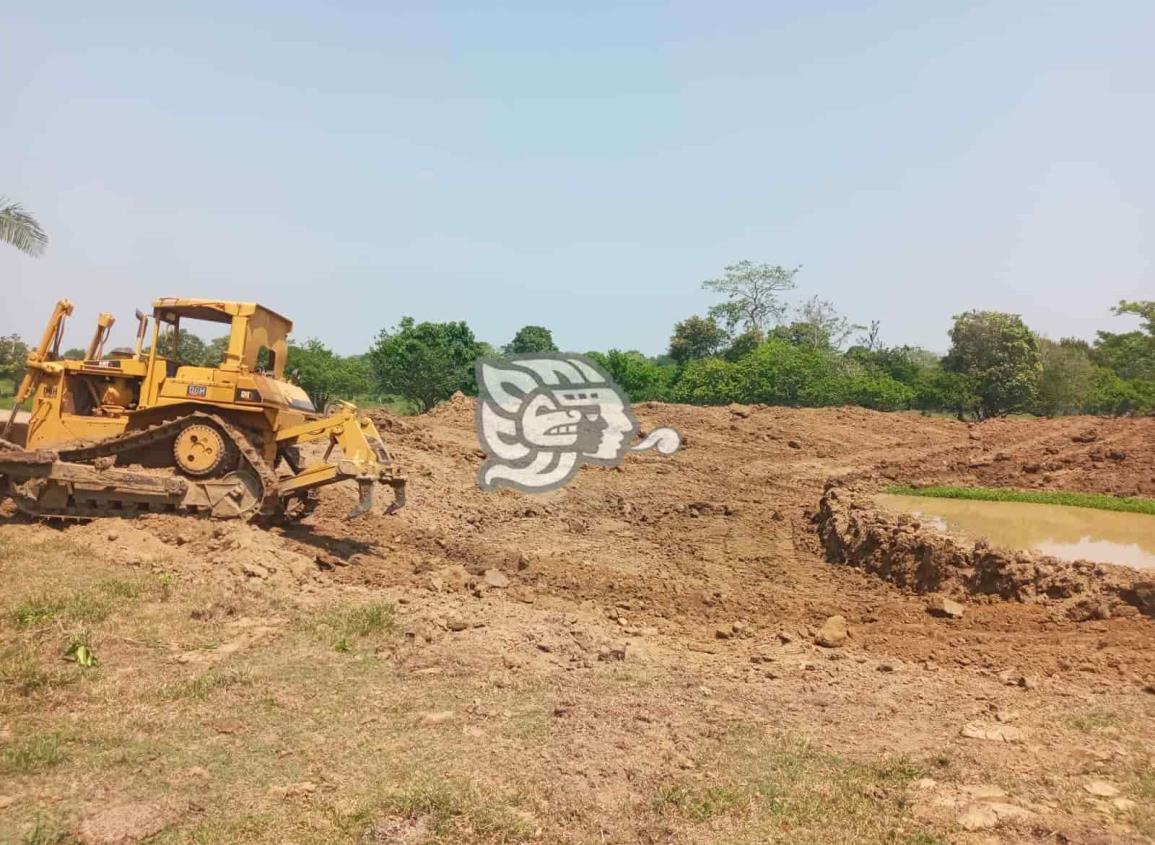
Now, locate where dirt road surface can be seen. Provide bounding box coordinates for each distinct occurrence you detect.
[2,399,1152,844]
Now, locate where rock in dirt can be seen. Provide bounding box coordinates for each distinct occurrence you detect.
[1133,582,1155,616]
[416,710,455,726]
[75,802,174,844]
[814,615,848,648]
[927,596,965,619]
[960,723,1025,743]
[483,569,510,588]
[957,802,1035,830]
[1083,780,1120,798]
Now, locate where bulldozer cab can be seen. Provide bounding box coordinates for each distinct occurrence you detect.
[149,298,291,377]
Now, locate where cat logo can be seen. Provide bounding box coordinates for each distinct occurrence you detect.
[235,388,262,404]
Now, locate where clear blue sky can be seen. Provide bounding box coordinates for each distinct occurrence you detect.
[2,1,1152,356]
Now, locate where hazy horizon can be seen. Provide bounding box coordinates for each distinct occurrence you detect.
[3,2,1153,356]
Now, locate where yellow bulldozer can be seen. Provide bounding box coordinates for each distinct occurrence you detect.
[0,298,405,521]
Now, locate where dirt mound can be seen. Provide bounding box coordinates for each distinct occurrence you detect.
[874,415,1155,497]
[817,484,1155,620]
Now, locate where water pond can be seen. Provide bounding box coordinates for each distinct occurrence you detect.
[876,494,1155,572]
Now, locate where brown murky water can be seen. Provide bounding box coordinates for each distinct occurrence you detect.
[877,494,1155,571]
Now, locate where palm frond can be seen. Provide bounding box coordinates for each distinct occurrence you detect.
[0,198,48,257]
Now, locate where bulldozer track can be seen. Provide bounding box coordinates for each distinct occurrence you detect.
[4,413,281,521]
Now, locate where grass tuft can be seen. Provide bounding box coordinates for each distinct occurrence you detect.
[0,645,74,694]
[886,485,1155,515]
[317,602,395,652]
[1067,708,1121,734]
[2,732,66,775]
[20,816,67,845]
[161,667,252,701]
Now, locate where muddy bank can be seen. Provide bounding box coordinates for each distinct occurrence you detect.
[816,485,1155,620]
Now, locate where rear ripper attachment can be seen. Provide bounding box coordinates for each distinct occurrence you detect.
[0,298,406,522]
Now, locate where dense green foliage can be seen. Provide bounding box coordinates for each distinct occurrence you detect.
[504,325,558,355]
[669,315,728,363]
[586,350,676,402]
[0,335,29,384]
[886,485,1155,516]
[286,339,373,410]
[368,317,482,412]
[942,311,1041,418]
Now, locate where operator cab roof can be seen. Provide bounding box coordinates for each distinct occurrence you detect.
[151,298,293,332]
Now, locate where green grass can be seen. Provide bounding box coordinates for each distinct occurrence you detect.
[1067,707,1121,734]
[19,816,67,845]
[315,601,395,652]
[886,485,1155,516]
[1,732,66,775]
[160,667,253,701]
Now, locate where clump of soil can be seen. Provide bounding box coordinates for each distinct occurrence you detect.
[816,484,1155,620]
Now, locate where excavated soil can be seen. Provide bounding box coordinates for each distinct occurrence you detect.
[817,485,1155,621]
[4,399,1155,843]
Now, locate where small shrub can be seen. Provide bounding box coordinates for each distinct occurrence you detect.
[64,630,98,668]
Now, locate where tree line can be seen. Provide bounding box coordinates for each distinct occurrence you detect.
[1,257,1152,419]
[355,262,1153,419]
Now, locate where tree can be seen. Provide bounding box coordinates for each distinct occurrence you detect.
[155,331,212,366]
[845,344,938,387]
[857,320,882,351]
[62,348,86,361]
[0,199,48,257]
[943,311,1041,418]
[671,357,739,405]
[668,315,728,363]
[721,329,762,362]
[1094,300,1155,381]
[1035,338,1096,416]
[504,325,558,355]
[912,368,980,419]
[841,360,915,411]
[369,317,482,412]
[733,339,847,407]
[287,339,373,409]
[702,260,798,334]
[207,335,230,365]
[586,350,674,402]
[790,296,863,350]
[0,334,29,385]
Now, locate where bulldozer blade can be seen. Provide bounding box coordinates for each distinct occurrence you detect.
[346,479,376,520]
